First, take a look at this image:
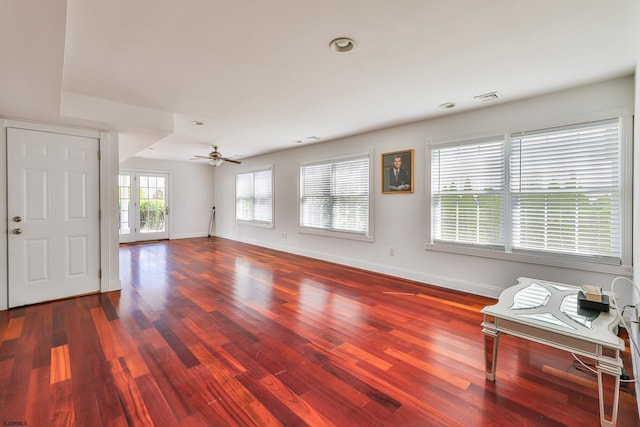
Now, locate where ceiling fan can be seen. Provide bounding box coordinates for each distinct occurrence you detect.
[191,146,242,166]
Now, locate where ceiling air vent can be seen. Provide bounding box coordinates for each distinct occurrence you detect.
[474,91,499,102]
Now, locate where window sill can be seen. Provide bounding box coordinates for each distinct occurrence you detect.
[424,242,632,275]
[298,226,373,242]
[236,220,274,229]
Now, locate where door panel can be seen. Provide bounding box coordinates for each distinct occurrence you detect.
[67,235,88,276]
[25,239,48,282]
[119,172,170,242]
[67,170,88,219]
[7,128,100,307]
[25,169,49,220]
[138,174,168,239]
[118,174,133,242]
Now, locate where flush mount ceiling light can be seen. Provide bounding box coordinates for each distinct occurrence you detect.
[439,102,456,109]
[295,136,320,144]
[191,120,204,126]
[329,37,355,53]
[474,91,499,102]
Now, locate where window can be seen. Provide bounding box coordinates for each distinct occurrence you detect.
[300,153,371,238]
[431,136,505,248]
[236,168,273,226]
[510,119,621,260]
[430,118,629,270]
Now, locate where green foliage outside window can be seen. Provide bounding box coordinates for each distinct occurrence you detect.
[516,191,612,255]
[438,180,613,256]
[140,199,165,232]
[439,181,502,246]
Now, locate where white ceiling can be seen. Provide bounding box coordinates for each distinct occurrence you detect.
[1,1,638,163]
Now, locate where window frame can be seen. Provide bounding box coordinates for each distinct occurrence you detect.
[426,115,632,275]
[235,166,275,228]
[298,151,374,242]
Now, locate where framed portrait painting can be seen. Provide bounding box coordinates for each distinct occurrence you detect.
[382,149,413,194]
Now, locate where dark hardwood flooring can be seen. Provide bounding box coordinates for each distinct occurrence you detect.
[0,237,638,426]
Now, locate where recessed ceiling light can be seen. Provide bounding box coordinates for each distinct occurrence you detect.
[439,102,456,109]
[191,120,204,126]
[329,37,355,53]
[306,136,320,141]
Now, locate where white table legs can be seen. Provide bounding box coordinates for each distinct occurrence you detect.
[483,324,499,381]
[596,347,622,427]
[481,319,622,427]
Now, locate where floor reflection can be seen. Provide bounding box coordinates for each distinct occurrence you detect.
[232,258,274,305]
[120,242,170,310]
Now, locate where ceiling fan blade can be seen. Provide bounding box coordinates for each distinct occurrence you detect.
[221,157,242,164]
[191,155,211,159]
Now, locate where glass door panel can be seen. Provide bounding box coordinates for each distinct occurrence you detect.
[118,171,170,242]
[139,175,166,234]
[119,174,132,237]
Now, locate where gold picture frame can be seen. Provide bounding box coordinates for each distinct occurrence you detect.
[382,149,414,194]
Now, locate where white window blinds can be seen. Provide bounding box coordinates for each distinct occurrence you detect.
[430,118,624,267]
[236,168,273,224]
[510,119,620,260]
[300,154,370,235]
[431,137,505,247]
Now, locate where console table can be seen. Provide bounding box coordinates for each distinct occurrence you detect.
[481,277,624,427]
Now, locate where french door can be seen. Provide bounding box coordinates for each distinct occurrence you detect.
[119,172,170,242]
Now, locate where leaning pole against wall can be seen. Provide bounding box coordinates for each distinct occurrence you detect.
[208,206,215,237]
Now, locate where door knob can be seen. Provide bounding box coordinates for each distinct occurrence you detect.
[13,216,22,222]
[12,229,22,235]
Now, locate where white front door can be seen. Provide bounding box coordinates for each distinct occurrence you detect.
[119,172,170,243]
[7,128,100,307]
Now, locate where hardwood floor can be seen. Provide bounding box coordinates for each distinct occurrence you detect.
[0,237,638,426]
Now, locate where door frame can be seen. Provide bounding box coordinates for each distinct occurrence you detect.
[119,169,171,243]
[0,119,119,310]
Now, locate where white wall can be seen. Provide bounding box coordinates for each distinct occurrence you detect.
[212,76,635,303]
[102,131,122,293]
[0,121,8,310]
[119,157,215,239]
[633,65,640,407]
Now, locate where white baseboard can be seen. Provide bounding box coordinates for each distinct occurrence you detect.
[107,279,122,292]
[171,232,210,240]
[213,233,504,298]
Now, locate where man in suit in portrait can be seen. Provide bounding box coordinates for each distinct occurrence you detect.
[388,153,411,191]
